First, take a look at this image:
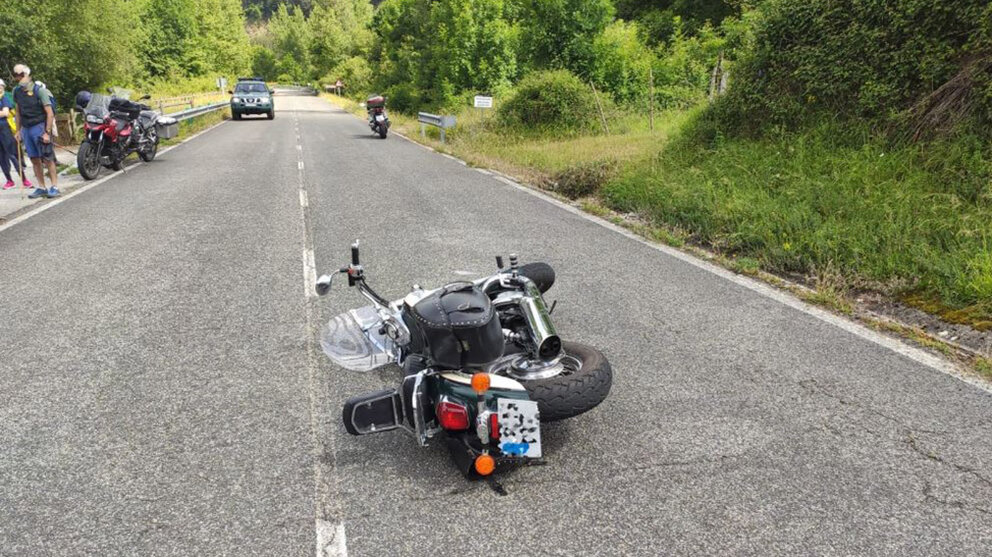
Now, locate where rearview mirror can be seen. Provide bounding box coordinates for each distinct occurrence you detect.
[316,275,333,296]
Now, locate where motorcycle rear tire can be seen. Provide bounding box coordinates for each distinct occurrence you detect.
[139,138,158,162]
[520,341,612,422]
[379,126,387,139]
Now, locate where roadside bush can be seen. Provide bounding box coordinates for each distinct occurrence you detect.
[720,0,992,133]
[549,159,617,199]
[383,83,424,113]
[498,70,605,132]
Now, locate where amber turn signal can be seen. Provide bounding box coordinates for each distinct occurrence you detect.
[471,372,491,394]
[474,453,496,476]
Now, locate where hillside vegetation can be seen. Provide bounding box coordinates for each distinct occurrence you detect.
[1,0,254,103]
[318,0,991,326]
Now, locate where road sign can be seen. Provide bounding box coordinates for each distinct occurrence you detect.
[473,95,493,109]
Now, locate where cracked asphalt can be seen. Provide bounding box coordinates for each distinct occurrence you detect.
[1,92,990,556]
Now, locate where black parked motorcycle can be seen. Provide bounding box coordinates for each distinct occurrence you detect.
[366,95,389,139]
[316,242,612,477]
[75,91,177,180]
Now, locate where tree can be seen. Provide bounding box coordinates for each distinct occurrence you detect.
[0,0,140,102]
[614,0,738,46]
[518,0,615,79]
[590,21,655,104]
[268,4,313,80]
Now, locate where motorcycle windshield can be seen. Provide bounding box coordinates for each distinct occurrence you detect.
[85,94,113,120]
[319,305,396,372]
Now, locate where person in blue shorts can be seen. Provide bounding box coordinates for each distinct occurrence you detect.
[0,78,31,190]
[12,64,58,198]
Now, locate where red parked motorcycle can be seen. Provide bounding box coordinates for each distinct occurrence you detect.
[75,91,177,180]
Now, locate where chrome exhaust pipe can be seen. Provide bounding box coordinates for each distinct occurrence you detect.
[518,280,562,360]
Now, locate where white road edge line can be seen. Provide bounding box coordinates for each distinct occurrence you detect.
[440,153,466,165]
[498,176,992,394]
[0,120,230,235]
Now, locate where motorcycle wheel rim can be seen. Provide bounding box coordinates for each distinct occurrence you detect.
[82,145,100,176]
[499,353,582,381]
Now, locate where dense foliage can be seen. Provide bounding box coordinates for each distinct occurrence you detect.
[717,0,992,134]
[243,0,727,111]
[0,0,251,104]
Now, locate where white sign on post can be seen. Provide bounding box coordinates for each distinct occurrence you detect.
[473,95,494,109]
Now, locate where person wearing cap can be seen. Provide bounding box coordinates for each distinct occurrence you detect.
[0,78,31,190]
[11,64,58,198]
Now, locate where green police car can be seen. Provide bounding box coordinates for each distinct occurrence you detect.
[230,77,274,120]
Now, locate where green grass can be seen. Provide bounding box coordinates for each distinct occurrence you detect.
[603,121,992,324]
[160,107,230,147]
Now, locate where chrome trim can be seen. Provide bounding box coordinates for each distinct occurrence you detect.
[476,401,490,445]
[410,370,434,446]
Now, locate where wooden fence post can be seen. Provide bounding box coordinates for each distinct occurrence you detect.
[648,68,655,132]
[589,81,610,135]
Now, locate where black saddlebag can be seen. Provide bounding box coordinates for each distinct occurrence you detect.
[108,98,145,120]
[410,282,504,370]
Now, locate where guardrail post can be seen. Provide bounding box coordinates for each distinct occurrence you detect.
[421,123,426,138]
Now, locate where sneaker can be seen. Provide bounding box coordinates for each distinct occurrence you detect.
[27,188,47,199]
[22,178,32,188]
[46,187,60,198]
[2,180,14,190]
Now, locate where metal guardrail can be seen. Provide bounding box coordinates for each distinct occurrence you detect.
[418,112,457,143]
[153,91,228,112]
[166,101,229,122]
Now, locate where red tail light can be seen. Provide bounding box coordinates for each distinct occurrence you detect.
[437,401,469,431]
[489,413,500,440]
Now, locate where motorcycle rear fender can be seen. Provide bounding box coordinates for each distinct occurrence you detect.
[433,372,531,420]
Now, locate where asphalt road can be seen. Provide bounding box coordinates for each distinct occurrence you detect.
[1,92,990,556]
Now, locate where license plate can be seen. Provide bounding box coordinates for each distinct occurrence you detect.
[497,398,541,458]
[375,115,385,122]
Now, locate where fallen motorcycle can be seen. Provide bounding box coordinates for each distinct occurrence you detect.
[316,241,612,477]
